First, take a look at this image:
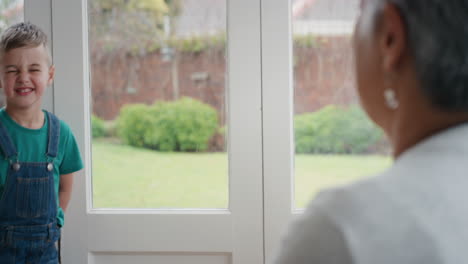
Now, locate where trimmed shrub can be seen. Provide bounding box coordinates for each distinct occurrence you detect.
[148,98,219,151]
[144,102,178,151]
[91,115,106,138]
[116,98,219,152]
[295,105,383,154]
[171,98,218,151]
[115,104,158,148]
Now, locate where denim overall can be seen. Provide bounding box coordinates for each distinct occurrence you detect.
[0,111,61,263]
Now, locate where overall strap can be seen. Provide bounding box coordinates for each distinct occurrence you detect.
[0,117,17,159]
[46,111,61,159]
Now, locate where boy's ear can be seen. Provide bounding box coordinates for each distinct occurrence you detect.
[47,65,55,86]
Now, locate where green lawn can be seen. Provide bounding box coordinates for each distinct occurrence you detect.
[92,140,391,209]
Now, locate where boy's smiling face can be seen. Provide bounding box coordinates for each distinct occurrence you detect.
[0,45,54,112]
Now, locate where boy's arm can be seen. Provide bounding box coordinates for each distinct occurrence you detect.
[59,172,75,212]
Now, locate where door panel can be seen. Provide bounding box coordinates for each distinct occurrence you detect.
[50,0,263,263]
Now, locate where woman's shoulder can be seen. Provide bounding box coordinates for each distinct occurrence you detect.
[308,171,394,219]
[298,169,441,262]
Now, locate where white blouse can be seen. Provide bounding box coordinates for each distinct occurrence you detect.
[273,123,468,264]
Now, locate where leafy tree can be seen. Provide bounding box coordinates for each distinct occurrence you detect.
[88,0,184,105]
[89,0,181,55]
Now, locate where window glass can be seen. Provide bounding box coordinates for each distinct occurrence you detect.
[292,0,392,209]
[88,0,228,209]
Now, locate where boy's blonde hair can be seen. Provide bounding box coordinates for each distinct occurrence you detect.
[0,22,52,64]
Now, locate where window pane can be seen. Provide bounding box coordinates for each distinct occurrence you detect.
[0,0,23,28]
[292,0,391,209]
[88,0,228,209]
[0,0,24,107]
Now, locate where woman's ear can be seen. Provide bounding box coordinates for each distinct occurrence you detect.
[379,3,407,72]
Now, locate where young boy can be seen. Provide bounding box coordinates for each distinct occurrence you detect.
[0,22,83,263]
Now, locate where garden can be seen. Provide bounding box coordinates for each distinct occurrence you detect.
[91,98,391,209]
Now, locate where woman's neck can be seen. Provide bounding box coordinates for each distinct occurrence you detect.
[391,107,468,159]
[5,107,45,129]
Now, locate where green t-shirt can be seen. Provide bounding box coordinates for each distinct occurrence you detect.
[0,108,83,227]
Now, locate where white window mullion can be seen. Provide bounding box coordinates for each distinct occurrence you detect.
[228,0,264,262]
[261,0,295,263]
[51,0,90,262]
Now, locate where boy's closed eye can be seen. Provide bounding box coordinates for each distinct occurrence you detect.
[29,63,42,72]
[5,66,18,74]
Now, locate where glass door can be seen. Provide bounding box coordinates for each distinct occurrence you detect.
[49,0,264,263]
[263,0,391,262]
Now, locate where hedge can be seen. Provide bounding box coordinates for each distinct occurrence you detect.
[295,105,383,154]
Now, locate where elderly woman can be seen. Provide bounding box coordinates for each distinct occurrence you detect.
[274,0,468,263]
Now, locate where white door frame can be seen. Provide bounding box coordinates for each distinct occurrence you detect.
[28,0,265,263]
[261,0,296,263]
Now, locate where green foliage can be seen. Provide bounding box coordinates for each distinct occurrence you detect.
[128,0,169,15]
[116,98,219,152]
[163,34,226,53]
[295,105,383,154]
[92,115,106,138]
[217,126,226,136]
[115,104,158,148]
[293,34,318,48]
[94,30,323,55]
[147,34,226,54]
[143,102,177,151]
[172,97,219,151]
[152,33,321,54]
[89,0,170,55]
[164,0,182,17]
[94,0,168,14]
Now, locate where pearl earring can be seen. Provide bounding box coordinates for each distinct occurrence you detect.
[384,88,399,109]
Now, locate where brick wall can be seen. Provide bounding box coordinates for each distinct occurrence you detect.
[294,36,358,114]
[90,36,358,122]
